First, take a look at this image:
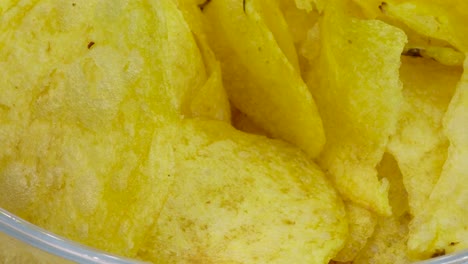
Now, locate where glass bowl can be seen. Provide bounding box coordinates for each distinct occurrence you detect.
[1,208,467,264]
[0,208,146,263]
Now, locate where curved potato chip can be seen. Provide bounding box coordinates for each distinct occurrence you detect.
[381,1,468,52]
[353,153,410,264]
[0,0,212,257]
[251,0,300,72]
[278,0,320,76]
[408,56,468,259]
[155,0,208,117]
[306,0,406,215]
[353,1,466,66]
[138,119,347,264]
[406,46,465,67]
[389,56,461,218]
[354,215,411,264]
[170,0,231,122]
[203,0,325,158]
[190,63,231,122]
[377,153,409,217]
[333,203,377,262]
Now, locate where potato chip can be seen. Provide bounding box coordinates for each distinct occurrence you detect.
[190,63,231,122]
[377,153,409,217]
[279,0,319,45]
[354,215,411,264]
[388,56,462,218]
[333,203,377,262]
[352,1,466,66]
[278,0,320,76]
[0,0,211,257]
[408,56,468,259]
[171,0,231,122]
[155,0,208,117]
[306,0,407,215]
[251,0,300,72]
[138,119,347,264]
[353,153,410,264]
[404,46,465,67]
[380,1,468,52]
[203,0,325,158]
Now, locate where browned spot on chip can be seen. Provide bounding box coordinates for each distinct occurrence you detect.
[431,249,446,258]
[403,48,423,57]
[379,2,388,13]
[198,0,211,11]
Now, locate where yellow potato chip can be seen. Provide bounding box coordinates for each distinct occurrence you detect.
[156,0,208,117]
[404,46,465,67]
[190,63,231,122]
[172,0,231,122]
[380,1,468,52]
[306,0,407,215]
[353,153,411,264]
[354,215,411,264]
[408,56,468,259]
[377,153,409,217]
[203,0,325,158]
[251,0,300,72]
[333,203,377,262]
[278,0,320,76]
[138,119,347,264]
[388,56,462,218]
[0,0,210,257]
[352,1,466,66]
[279,0,319,45]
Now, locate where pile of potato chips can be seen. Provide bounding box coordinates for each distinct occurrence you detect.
[0,0,467,263]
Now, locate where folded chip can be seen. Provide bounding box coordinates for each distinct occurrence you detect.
[252,0,300,72]
[408,56,468,259]
[203,0,325,158]
[353,153,410,264]
[377,153,409,218]
[379,0,468,53]
[353,1,466,66]
[171,0,231,122]
[389,56,462,218]
[306,0,407,215]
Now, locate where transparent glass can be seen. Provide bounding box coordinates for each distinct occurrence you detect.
[1,208,467,264]
[0,208,147,263]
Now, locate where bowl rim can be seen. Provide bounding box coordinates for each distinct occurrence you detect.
[1,207,467,264]
[0,208,148,264]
